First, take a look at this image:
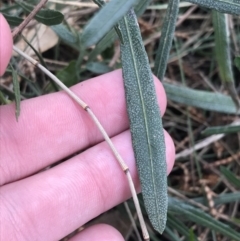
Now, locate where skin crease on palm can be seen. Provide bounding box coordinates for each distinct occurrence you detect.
[0,14,175,241]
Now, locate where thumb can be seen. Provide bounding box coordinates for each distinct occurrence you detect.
[0,14,13,76]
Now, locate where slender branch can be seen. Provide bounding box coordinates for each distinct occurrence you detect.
[126,172,149,241]
[13,45,149,241]
[48,0,98,8]
[12,0,48,38]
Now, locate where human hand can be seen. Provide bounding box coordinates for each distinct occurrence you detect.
[0,15,175,241]
[0,14,13,76]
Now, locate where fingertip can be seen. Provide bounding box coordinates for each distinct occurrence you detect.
[164,129,176,175]
[69,224,124,241]
[0,14,13,76]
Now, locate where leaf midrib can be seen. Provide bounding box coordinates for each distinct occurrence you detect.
[123,13,160,226]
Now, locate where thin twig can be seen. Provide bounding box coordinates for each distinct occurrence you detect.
[12,0,48,38]
[48,0,98,8]
[13,45,149,241]
[124,202,142,241]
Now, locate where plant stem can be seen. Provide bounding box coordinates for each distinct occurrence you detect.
[12,0,48,38]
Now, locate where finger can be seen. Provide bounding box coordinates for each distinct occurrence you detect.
[0,69,167,185]
[1,130,175,241]
[69,224,124,241]
[0,14,13,76]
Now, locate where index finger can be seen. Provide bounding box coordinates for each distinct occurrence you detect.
[0,69,167,185]
[0,14,13,76]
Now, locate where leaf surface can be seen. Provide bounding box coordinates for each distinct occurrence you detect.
[11,65,21,121]
[81,0,139,47]
[119,9,167,234]
[212,10,239,107]
[154,0,179,81]
[18,2,64,25]
[185,0,240,15]
[164,83,240,114]
[202,124,240,135]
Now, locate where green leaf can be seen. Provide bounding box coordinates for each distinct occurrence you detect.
[81,0,139,47]
[167,214,196,239]
[212,11,233,84]
[212,10,239,108]
[202,124,240,135]
[86,62,112,74]
[185,0,240,15]
[168,197,240,240]
[88,29,117,62]
[134,0,151,16]
[220,166,240,188]
[18,2,64,26]
[56,61,78,87]
[92,0,124,44]
[119,10,167,234]
[0,90,10,105]
[164,225,186,241]
[87,0,150,62]
[51,24,80,50]
[163,83,240,114]
[10,65,21,121]
[2,13,23,26]
[193,192,240,205]
[154,0,179,81]
[234,56,240,71]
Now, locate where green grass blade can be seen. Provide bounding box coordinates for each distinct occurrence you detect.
[88,29,116,62]
[10,64,21,121]
[168,197,240,240]
[220,166,240,188]
[119,9,167,234]
[212,11,239,108]
[134,0,151,16]
[164,225,188,241]
[86,62,112,74]
[0,90,10,105]
[185,0,240,15]
[164,83,240,114]
[202,124,240,135]
[167,214,196,239]
[154,0,179,81]
[193,192,240,205]
[92,0,124,44]
[51,24,80,50]
[81,0,139,47]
